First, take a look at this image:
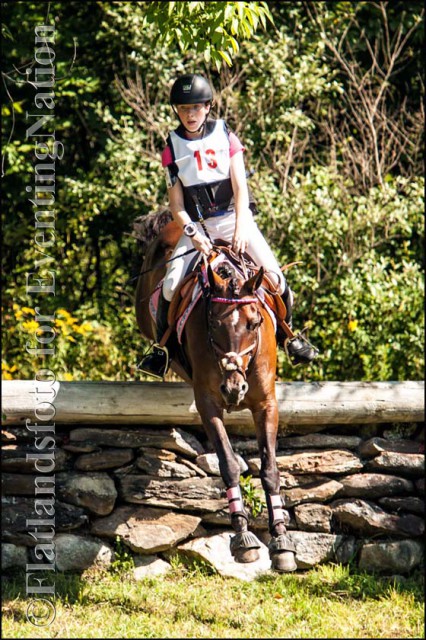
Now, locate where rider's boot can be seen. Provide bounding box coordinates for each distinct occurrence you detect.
[137,292,171,379]
[277,286,319,366]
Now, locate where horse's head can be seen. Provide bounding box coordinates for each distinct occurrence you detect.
[207,263,265,407]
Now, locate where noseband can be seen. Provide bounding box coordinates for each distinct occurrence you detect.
[208,295,261,379]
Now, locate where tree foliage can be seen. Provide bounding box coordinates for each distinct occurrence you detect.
[1,1,424,383]
[143,1,273,70]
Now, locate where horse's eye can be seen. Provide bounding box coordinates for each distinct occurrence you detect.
[211,318,222,330]
[247,317,262,331]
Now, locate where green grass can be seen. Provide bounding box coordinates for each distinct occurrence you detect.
[2,558,424,639]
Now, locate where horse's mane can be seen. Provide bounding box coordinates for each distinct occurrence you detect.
[216,263,242,296]
[131,208,173,255]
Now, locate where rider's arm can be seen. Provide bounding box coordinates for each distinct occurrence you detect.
[168,179,212,255]
[230,150,253,254]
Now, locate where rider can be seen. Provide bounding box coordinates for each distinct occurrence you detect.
[139,73,318,379]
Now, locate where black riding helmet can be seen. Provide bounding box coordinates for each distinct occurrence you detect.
[170,74,213,135]
[170,74,213,105]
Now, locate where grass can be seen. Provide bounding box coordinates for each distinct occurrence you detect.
[2,557,424,639]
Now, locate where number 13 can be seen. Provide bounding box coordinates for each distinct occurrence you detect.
[194,149,217,170]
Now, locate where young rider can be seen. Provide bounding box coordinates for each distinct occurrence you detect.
[139,74,318,379]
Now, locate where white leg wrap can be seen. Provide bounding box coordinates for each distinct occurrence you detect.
[226,486,244,515]
[270,494,285,523]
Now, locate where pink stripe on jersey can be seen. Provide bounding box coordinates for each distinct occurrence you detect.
[229,131,245,157]
[162,146,173,167]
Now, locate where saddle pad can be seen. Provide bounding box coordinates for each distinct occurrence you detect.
[149,283,163,324]
[175,253,227,343]
[148,255,226,338]
[256,288,277,333]
[175,257,277,343]
[176,288,203,343]
[149,253,276,343]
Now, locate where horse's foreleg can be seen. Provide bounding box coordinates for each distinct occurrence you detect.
[253,401,297,572]
[194,392,261,563]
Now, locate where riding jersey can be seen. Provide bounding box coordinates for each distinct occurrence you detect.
[162,119,246,221]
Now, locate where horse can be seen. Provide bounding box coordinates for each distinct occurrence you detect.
[134,219,297,572]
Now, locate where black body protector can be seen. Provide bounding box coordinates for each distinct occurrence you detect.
[165,120,256,219]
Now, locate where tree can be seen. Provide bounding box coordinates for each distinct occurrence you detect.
[1,1,423,382]
[305,0,424,188]
[142,1,273,70]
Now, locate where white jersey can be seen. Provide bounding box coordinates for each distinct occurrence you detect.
[168,119,231,187]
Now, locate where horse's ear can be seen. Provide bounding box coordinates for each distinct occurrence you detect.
[241,267,264,295]
[207,265,226,292]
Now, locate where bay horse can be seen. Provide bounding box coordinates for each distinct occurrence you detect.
[134,219,297,572]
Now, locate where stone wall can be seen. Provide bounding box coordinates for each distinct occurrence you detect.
[2,421,424,581]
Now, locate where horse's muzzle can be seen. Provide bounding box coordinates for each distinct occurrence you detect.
[220,375,249,406]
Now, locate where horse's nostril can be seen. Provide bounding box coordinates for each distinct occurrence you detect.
[220,384,227,395]
[241,382,249,394]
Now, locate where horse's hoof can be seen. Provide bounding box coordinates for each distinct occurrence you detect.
[268,534,297,572]
[271,551,297,573]
[230,531,261,564]
[233,547,260,563]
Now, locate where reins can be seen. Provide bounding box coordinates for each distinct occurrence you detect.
[126,247,197,286]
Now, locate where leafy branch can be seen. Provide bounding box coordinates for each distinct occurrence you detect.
[143,1,273,70]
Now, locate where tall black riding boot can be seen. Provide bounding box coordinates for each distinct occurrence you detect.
[277,285,319,366]
[137,292,171,379]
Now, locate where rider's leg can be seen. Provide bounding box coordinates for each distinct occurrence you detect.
[205,211,318,365]
[138,232,196,379]
[277,285,318,365]
[234,215,318,366]
[137,291,171,379]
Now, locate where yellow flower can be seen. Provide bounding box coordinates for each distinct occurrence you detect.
[22,320,40,332]
[14,310,23,320]
[66,335,76,342]
[74,321,93,335]
[57,308,72,319]
[63,372,74,381]
[22,306,35,315]
[348,319,358,332]
[2,362,16,379]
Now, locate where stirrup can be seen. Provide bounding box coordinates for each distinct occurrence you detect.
[284,330,319,367]
[137,343,169,380]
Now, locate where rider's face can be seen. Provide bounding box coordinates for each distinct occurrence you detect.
[176,103,210,133]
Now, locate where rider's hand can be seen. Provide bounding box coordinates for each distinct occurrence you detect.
[192,231,212,256]
[232,228,249,255]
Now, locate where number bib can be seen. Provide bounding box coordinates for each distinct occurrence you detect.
[168,120,231,187]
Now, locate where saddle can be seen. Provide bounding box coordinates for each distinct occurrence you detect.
[155,243,297,347]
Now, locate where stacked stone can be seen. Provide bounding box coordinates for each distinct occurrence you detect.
[2,422,424,581]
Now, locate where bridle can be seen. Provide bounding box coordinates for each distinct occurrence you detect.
[207,294,263,380]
